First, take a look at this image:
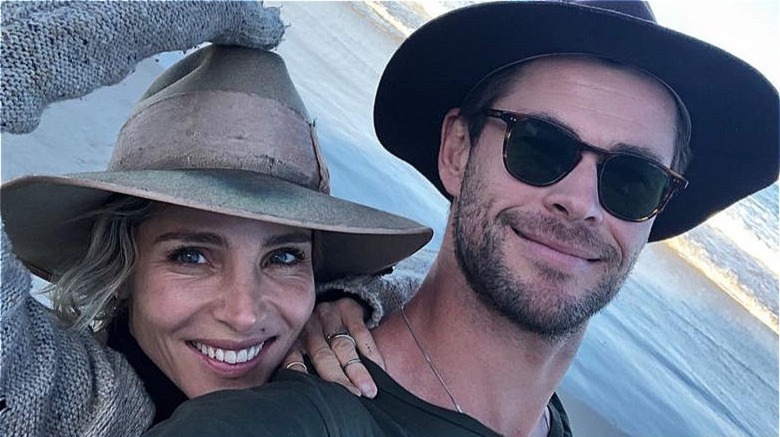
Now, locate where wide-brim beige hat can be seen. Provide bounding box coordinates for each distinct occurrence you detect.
[2,44,432,282]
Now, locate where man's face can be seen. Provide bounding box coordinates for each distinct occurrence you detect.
[452,56,678,337]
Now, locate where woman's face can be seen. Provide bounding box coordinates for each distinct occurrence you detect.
[129,205,316,398]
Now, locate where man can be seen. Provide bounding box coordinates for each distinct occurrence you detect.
[145,2,778,436]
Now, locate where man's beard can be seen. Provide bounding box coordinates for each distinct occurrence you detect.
[453,165,639,339]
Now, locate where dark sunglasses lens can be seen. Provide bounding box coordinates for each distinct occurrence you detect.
[599,155,671,221]
[504,119,580,186]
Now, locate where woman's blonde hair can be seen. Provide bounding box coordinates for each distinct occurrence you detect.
[48,196,155,332]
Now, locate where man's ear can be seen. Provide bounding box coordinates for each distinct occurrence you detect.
[438,108,471,198]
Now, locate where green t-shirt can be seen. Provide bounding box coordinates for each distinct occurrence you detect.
[144,358,572,437]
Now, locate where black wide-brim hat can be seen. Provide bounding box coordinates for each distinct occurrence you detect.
[374,1,779,242]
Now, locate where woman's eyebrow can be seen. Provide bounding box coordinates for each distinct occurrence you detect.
[153,231,227,247]
[264,231,312,247]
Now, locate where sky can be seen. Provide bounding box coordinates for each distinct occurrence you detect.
[417,1,779,88]
[651,0,779,88]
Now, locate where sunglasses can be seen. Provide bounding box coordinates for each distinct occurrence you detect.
[483,109,688,222]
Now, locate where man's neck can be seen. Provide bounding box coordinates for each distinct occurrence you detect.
[374,249,583,437]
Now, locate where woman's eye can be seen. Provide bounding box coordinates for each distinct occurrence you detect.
[269,248,306,266]
[168,248,208,265]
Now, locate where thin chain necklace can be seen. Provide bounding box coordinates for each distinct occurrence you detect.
[401,304,464,414]
[400,305,551,435]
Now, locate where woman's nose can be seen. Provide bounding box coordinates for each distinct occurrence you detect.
[213,270,264,333]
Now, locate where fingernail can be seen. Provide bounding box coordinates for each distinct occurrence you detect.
[361,384,377,398]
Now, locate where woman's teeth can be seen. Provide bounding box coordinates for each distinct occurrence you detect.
[192,341,264,364]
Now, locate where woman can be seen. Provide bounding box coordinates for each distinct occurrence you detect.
[0,42,431,436]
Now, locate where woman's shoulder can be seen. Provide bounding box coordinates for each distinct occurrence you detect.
[145,371,377,437]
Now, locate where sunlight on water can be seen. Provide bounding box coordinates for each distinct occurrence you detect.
[707,207,779,277]
[665,236,779,334]
[360,2,416,36]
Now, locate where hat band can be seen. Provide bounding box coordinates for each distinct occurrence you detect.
[110,91,329,192]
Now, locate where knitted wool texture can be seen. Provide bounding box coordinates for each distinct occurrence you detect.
[1,228,155,437]
[1,2,284,435]
[0,1,285,134]
[318,248,432,328]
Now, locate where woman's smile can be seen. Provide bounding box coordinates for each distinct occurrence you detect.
[130,205,316,398]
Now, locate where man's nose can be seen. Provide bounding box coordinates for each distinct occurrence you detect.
[540,154,605,225]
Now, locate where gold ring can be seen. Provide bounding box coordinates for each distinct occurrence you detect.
[285,361,308,372]
[342,357,362,370]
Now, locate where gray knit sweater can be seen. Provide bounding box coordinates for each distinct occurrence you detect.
[0,4,284,435]
[0,3,427,436]
[1,1,284,134]
[1,230,156,436]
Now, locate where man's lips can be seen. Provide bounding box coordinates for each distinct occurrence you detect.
[514,228,603,262]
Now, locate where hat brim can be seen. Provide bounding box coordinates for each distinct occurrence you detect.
[1,169,432,281]
[374,1,779,241]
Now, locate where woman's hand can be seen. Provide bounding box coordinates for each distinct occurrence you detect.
[281,297,385,398]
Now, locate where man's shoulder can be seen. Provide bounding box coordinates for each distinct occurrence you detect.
[144,370,379,437]
[362,358,572,437]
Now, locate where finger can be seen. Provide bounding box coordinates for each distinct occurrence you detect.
[326,332,377,397]
[316,302,360,368]
[280,342,309,374]
[320,300,380,397]
[316,301,348,346]
[302,309,361,395]
[336,298,386,371]
[341,358,378,398]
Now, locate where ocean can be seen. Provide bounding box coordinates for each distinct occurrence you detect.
[2,2,777,436]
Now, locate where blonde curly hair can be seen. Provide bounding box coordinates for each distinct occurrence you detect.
[48,196,155,332]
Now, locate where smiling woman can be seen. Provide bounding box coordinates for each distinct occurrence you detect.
[1,39,431,437]
[130,203,317,399]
